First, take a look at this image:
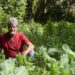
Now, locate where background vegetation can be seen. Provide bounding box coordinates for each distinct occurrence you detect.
[0,0,75,75]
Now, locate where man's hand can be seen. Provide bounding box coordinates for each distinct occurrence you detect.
[21,42,34,56]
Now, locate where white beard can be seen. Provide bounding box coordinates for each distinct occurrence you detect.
[10,31,16,35]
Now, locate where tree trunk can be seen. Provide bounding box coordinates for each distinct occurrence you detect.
[25,0,33,23]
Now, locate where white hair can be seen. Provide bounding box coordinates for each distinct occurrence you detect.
[8,17,18,26]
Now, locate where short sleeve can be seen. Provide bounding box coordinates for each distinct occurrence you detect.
[21,34,30,45]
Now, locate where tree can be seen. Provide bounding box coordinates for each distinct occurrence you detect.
[0,0,26,21]
[33,0,75,23]
[25,0,33,22]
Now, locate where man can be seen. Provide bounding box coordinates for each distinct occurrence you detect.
[0,17,34,59]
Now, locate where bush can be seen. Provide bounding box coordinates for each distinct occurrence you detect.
[18,21,75,51]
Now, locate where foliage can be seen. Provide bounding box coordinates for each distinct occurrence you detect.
[18,21,43,47]
[0,0,74,24]
[0,0,27,22]
[0,58,28,75]
[0,44,75,75]
[33,0,75,23]
[18,21,75,51]
[0,0,75,75]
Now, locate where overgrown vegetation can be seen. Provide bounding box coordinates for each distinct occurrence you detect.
[18,21,75,50]
[0,0,75,24]
[0,44,75,75]
[0,0,75,75]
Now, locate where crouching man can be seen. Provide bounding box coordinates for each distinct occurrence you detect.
[0,17,35,59]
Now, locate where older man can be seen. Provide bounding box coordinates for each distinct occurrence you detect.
[0,17,34,59]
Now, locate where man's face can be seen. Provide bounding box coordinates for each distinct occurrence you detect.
[8,24,17,35]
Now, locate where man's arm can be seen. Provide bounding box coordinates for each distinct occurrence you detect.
[21,42,34,56]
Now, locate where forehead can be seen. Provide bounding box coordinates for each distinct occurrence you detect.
[8,24,17,28]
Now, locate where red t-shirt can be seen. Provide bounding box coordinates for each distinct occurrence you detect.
[0,32,30,58]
